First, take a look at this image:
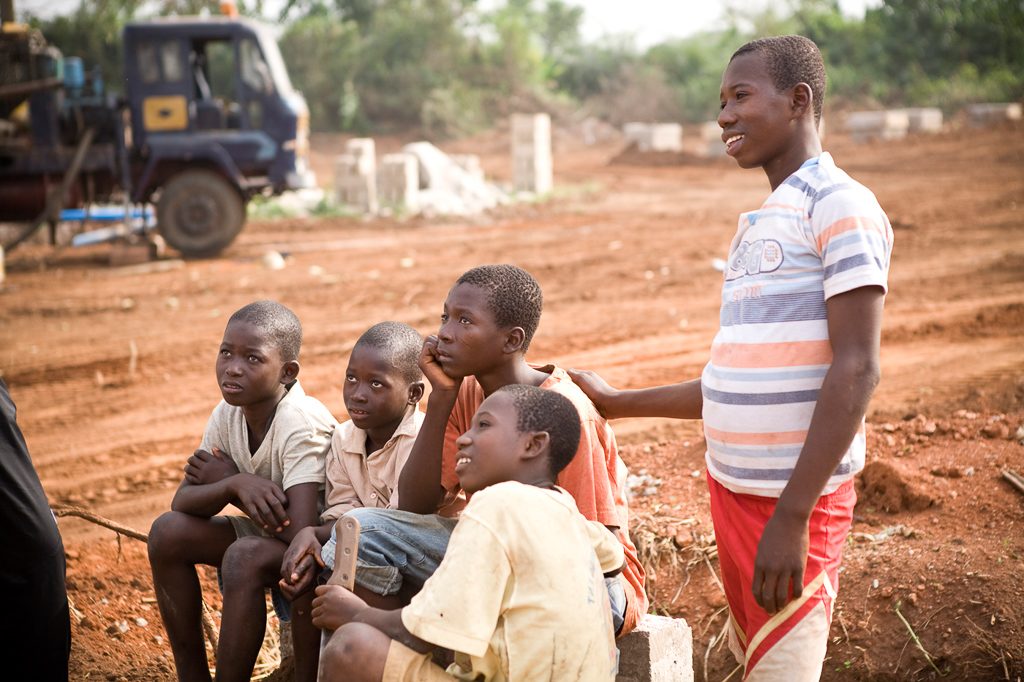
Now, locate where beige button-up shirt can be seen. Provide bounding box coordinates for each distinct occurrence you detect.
[321,405,424,522]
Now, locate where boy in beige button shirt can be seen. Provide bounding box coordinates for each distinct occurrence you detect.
[280,321,425,600]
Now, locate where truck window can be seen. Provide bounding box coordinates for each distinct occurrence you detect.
[138,43,160,83]
[160,41,184,82]
[137,41,183,84]
[240,39,272,95]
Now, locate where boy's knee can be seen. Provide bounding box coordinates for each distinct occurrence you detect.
[147,511,192,561]
[221,536,273,586]
[322,623,375,676]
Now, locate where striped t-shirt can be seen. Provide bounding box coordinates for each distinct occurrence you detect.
[702,153,893,497]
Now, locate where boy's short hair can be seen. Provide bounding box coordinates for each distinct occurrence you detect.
[353,321,424,383]
[498,384,580,476]
[229,301,302,362]
[731,35,826,125]
[456,264,543,351]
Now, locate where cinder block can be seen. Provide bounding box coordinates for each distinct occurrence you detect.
[334,139,379,214]
[511,113,553,194]
[616,615,693,682]
[624,123,683,152]
[844,110,909,143]
[966,102,1022,127]
[378,153,419,212]
[900,107,943,133]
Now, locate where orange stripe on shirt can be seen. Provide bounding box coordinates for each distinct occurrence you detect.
[704,425,808,445]
[710,340,833,368]
[760,202,808,216]
[815,215,887,253]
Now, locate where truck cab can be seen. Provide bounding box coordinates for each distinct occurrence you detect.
[123,17,314,256]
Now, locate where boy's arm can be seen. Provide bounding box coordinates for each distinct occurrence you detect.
[753,286,883,614]
[313,585,434,654]
[568,370,703,420]
[397,337,461,513]
[273,482,319,544]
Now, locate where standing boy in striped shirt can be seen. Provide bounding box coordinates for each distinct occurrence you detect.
[571,35,893,680]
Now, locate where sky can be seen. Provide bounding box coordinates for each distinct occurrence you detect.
[17,0,880,46]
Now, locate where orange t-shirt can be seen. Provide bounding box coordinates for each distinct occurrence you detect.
[440,364,649,635]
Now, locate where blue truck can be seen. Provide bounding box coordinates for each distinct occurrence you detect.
[0,5,314,257]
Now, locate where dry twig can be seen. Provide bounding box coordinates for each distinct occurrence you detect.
[894,601,944,677]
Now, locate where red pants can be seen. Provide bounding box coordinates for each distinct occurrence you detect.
[708,474,855,680]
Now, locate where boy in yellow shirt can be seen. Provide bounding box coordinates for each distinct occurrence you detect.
[311,384,622,682]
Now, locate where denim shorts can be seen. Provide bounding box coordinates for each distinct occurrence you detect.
[320,508,458,597]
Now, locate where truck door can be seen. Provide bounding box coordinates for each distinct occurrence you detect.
[129,37,190,147]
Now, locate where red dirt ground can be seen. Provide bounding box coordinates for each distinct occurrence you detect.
[1,121,1022,681]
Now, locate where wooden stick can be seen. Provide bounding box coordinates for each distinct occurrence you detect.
[52,504,148,542]
[1001,469,1024,496]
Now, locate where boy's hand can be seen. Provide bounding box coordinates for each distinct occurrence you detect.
[184,447,239,485]
[420,336,462,394]
[230,473,290,533]
[278,527,324,600]
[752,511,809,614]
[566,368,619,419]
[312,584,366,631]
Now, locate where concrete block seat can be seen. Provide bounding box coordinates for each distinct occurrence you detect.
[617,615,694,682]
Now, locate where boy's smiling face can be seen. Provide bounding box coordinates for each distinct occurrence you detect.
[343,343,416,436]
[454,391,530,494]
[718,51,795,171]
[216,320,292,407]
[434,283,510,379]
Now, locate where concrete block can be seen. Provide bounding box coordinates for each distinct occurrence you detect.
[900,107,943,133]
[334,138,379,214]
[378,153,419,213]
[616,615,693,682]
[966,102,1022,127]
[511,113,553,194]
[624,123,683,152]
[844,110,909,143]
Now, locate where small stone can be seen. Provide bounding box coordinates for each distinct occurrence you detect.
[399,257,415,268]
[964,466,975,476]
[917,421,937,436]
[907,592,918,605]
[154,635,164,645]
[164,296,179,310]
[690,470,701,478]
[120,297,135,310]
[871,579,879,589]
[881,586,893,598]
[261,250,286,270]
[135,617,148,627]
[65,549,80,560]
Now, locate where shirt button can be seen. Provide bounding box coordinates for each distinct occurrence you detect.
[371,493,377,498]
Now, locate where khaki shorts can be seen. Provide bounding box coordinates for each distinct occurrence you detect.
[382,640,453,682]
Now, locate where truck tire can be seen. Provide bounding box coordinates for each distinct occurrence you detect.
[156,170,245,258]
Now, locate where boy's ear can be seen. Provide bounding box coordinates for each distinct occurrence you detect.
[279,360,300,384]
[407,381,425,405]
[522,430,550,462]
[501,327,527,355]
[791,82,813,120]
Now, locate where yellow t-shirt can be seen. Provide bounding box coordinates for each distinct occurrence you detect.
[200,380,335,491]
[400,481,622,682]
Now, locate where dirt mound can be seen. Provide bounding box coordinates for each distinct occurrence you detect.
[858,460,936,513]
